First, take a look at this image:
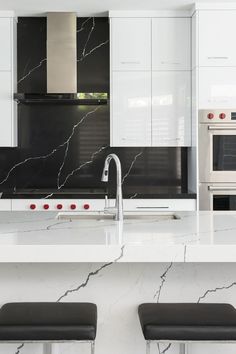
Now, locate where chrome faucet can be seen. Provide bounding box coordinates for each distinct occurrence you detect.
[101,154,123,221]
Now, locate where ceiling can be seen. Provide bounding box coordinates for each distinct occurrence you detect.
[1,0,236,17]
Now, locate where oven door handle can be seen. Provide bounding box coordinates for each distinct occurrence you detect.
[208,185,236,191]
[208,125,236,130]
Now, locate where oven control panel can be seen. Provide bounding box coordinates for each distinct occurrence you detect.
[199,109,236,123]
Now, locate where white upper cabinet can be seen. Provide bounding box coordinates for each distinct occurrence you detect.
[0,18,11,71]
[152,18,191,71]
[0,72,12,146]
[198,10,236,67]
[152,71,191,146]
[111,71,151,147]
[0,14,17,147]
[111,18,151,71]
[110,12,192,147]
[198,67,236,109]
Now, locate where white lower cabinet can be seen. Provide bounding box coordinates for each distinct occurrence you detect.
[152,71,191,146]
[111,71,151,147]
[198,67,236,109]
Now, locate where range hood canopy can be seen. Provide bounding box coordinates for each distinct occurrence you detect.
[14,93,108,105]
[15,12,108,105]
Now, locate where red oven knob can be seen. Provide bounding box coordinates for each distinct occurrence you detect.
[219,112,226,119]
[70,204,76,210]
[83,204,90,210]
[207,113,214,119]
[43,204,49,210]
[30,204,36,210]
[57,204,63,210]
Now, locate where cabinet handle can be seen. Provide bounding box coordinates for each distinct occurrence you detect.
[121,61,140,64]
[208,185,236,191]
[162,137,181,141]
[208,125,236,130]
[161,61,180,65]
[207,56,229,60]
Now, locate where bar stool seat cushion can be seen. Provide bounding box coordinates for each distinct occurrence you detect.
[138,303,236,341]
[0,302,97,341]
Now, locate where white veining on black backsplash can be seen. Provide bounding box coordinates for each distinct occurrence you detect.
[59,145,108,188]
[17,57,47,84]
[17,17,109,84]
[130,193,138,199]
[122,150,143,185]
[56,106,101,188]
[78,17,109,62]
[45,144,108,199]
[77,17,92,33]
[0,107,101,187]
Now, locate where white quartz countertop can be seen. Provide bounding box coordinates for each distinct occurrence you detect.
[0,211,235,263]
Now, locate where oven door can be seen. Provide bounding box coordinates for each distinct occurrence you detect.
[199,124,236,182]
[199,183,236,210]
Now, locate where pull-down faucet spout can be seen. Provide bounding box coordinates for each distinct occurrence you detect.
[101,154,123,221]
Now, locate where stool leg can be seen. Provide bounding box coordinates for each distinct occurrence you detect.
[91,341,95,354]
[44,343,52,354]
[179,343,186,354]
[146,340,151,354]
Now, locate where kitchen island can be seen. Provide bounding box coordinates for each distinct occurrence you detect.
[0,212,235,354]
[0,211,235,262]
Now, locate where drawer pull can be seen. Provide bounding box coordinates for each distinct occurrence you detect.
[136,206,170,209]
[207,56,229,60]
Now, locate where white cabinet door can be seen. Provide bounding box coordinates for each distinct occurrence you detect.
[111,71,151,146]
[199,10,236,67]
[152,17,191,71]
[152,71,191,146]
[198,67,236,109]
[0,71,12,146]
[0,18,11,71]
[111,18,151,71]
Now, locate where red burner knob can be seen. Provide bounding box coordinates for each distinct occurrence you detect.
[83,204,90,210]
[43,204,49,210]
[70,204,76,210]
[57,204,63,210]
[30,204,36,210]
[219,112,226,119]
[207,113,214,119]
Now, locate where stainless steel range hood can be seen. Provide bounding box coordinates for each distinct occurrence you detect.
[47,12,77,93]
[15,12,108,105]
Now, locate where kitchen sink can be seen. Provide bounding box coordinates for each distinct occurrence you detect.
[56,212,180,221]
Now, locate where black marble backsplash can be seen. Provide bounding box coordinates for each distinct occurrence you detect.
[0,17,191,198]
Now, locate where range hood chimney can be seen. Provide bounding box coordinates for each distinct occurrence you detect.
[14,12,108,105]
[47,12,77,93]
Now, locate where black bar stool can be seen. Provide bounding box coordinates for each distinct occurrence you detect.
[138,303,236,354]
[0,302,97,354]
